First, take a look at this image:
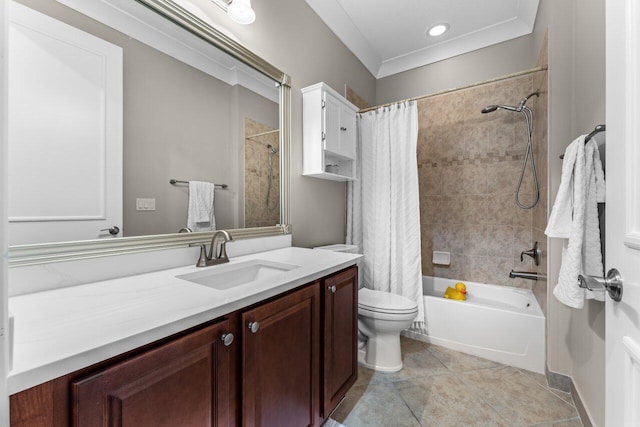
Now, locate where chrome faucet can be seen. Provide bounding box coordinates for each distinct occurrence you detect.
[195,230,233,267]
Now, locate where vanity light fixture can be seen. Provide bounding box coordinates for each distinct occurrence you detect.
[228,0,256,24]
[427,23,449,37]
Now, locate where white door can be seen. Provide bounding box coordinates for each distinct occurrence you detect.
[7,1,123,245]
[605,0,640,425]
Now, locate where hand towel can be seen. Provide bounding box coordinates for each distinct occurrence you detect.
[187,181,216,232]
[545,136,605,308]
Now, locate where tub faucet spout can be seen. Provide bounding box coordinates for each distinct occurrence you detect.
[509,270,546,281]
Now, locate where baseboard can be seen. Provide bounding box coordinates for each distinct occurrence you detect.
[546,368,594,427]
[571,382,594,427]
[545,367,572,392]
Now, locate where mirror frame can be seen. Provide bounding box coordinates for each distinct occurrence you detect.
[8,0,291,267]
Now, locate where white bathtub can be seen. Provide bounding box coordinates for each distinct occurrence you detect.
[403,276,545,374]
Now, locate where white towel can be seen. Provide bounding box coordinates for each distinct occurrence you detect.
[187,181,216,231]
[545,136,605,308]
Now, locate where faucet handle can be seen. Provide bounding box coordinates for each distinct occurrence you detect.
[190,243,208,267]
[217,240,229,260]
[520,241,541,266]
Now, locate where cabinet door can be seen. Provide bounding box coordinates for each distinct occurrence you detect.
[323,91,342,155]
[242,284,320,427]
[338,105,357,159]
[72,320,236,427]
[323,266,358,417]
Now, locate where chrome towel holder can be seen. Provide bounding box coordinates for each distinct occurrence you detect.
[169,179,228,189]
[559,124,605,159]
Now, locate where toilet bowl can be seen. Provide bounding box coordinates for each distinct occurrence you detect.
[358,288,418,372]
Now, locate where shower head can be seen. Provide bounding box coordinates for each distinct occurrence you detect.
[481,91,540,114]
[481,104,519,114]
[481,105,499,114]
[267,144,279,155]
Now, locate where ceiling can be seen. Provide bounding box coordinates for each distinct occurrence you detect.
[305,0,539,79]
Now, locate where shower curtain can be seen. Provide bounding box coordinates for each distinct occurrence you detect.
[347,101,425,328]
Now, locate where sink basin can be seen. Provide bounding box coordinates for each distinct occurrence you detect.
[176,259,300,290]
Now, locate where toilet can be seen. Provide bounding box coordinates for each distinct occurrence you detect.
[358,288,418,372]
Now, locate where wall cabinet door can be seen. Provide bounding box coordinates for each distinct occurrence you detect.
[322,90,356,159]
[323,266,358,417]
[338,104,357,159]
[72,320,236,427]
[242,284,321,427]
[323,91,342,156]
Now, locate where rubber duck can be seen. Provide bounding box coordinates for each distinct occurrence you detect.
[443,282,467,301]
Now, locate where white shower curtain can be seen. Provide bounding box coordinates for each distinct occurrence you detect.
[347,101,424,328]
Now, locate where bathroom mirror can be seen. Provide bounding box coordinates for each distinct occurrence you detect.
[7,0,291,265]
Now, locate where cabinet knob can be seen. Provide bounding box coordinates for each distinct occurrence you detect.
[248,321,260,334]
[340,126,347,131]
[328,285,337,293]
[221,333,234,346]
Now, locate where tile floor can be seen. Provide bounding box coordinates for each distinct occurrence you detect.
[329,337,582,427]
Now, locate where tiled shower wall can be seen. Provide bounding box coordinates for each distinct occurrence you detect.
[418,71,548,293]
[244,118,280,228]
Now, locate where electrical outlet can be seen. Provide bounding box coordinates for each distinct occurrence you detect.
[136,198,156,211]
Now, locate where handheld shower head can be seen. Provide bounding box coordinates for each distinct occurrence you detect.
[482,92,539,114]
[481,105,499,114]
[482,104,519,113]
[480,90,541,209]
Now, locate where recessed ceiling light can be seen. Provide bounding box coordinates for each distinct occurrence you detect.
[427,23,449,37]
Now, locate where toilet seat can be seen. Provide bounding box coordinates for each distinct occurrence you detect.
[358,288,418,316]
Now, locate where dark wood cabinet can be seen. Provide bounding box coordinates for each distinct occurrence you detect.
[322,266,358,417]
[10,265,359,427]
[72,319,236,427]
[242,283,321,427]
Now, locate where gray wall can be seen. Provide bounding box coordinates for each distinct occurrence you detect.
[547,0,606,425]
[375,0,550,104]
[199,0,377,247]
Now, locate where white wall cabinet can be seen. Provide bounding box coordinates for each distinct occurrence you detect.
[302,83,358,181]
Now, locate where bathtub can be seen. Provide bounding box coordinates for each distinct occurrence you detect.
[402,276,545,374]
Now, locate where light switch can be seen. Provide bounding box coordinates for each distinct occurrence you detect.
[136,198,156,211]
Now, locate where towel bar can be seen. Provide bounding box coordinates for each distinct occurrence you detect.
[559,124,605,159]
[169,179,228,189]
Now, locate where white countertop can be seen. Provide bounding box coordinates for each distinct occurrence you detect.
[8,247,361,395]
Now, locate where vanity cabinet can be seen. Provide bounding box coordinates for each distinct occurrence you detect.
[9,265,359,427]
[71,319,236,427]
[302,82,358,181]
[242,283,321,427]
[322,266,358,417]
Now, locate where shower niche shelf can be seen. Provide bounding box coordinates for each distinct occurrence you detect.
[302,82,358,181]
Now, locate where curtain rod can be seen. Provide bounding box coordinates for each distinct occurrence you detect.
[359,65,548,114]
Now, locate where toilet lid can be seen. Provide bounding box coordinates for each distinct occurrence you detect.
[358,288,418,314]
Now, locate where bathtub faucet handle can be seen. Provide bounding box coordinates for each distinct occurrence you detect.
[520,241,541,266]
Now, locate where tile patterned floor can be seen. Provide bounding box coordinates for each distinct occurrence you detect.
[329,338,582,427]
